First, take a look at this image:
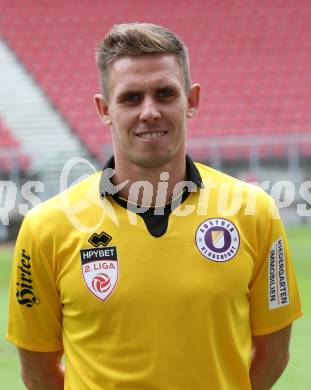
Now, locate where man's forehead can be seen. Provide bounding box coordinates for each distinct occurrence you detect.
[111,52,180,71]
[113,77,179,94]
[108,53,184,94]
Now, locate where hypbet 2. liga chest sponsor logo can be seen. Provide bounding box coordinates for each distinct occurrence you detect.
[195,218,240,262]
[80,246,118,301]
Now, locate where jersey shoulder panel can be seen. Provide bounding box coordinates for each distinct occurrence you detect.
[195,161,275,217]
[25,171,102,232]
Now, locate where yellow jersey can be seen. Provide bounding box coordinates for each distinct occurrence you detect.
[7,158,302,390]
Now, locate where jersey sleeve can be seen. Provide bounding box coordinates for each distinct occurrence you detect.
[249,193,303,336]
[6,215,63,351]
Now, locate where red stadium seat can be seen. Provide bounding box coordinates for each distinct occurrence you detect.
[0,0,310,162]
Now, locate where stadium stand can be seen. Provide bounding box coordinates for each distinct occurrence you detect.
[0,117,30,173]
[0,0,310,163]
[0,38,95,197]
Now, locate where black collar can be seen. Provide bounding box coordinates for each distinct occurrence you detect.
[99,155,203,199]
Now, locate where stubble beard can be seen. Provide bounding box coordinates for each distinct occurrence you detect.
[113,125,186,169]
[127,150,175,169]
[126,134,186,169]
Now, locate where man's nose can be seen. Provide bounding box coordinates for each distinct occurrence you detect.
[139,97,161,122]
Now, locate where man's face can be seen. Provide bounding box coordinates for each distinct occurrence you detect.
[95,53,200,169]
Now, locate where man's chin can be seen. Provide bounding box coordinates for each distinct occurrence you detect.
[130,154,174,169]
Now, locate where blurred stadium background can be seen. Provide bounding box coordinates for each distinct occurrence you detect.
[0,0,310,388]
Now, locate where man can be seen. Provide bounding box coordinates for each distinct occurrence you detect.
[7,23,302,390]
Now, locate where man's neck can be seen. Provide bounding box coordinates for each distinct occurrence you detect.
[112,155,186,207]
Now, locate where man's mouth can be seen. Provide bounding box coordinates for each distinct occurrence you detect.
[137,131,167,140]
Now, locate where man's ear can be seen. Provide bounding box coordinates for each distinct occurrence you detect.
[186,83,201,119]
[94,94,112,126]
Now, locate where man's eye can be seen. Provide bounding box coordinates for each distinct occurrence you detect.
[157,88,174,99]
[124,93,141,103]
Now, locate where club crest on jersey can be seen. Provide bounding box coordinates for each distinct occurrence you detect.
[195,218,240,262]
[80,246,118,301]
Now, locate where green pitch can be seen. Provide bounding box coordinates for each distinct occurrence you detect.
[1,225,310,389]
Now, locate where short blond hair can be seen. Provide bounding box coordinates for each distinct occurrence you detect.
[96,23,191,98]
